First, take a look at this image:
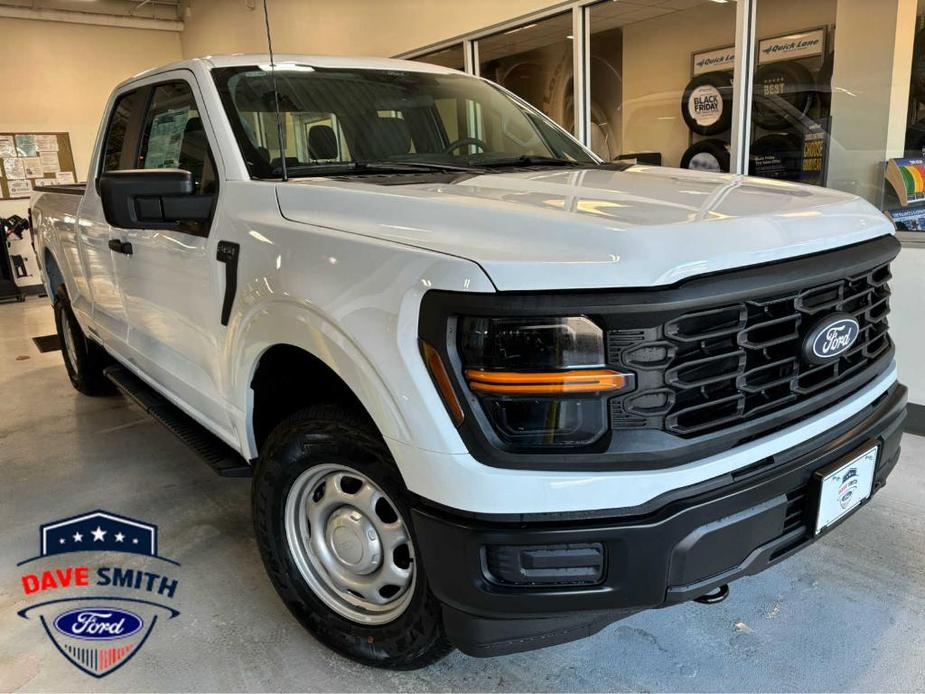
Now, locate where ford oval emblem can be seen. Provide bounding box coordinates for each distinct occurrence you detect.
[803,313,860,364]
[53,607,143,641]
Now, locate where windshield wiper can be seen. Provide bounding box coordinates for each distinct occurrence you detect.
[473,155,588,168]
[275,160,484,177]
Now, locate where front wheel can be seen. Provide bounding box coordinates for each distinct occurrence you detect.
[252,404,451,669]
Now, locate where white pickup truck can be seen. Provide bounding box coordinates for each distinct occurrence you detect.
[31,55,906,669]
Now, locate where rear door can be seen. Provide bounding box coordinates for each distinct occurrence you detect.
[109,73,232,440]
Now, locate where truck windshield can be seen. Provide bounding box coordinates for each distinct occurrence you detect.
[212,65,597,179]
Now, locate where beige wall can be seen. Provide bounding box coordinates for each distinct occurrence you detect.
[0,17,182,207]
[180,0,565,59]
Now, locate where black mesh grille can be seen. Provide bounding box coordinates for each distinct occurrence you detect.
[609,262,892,437]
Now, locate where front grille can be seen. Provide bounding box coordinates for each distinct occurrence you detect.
[609,261,892,438]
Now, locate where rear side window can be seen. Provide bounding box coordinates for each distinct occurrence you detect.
[101,90,141,172]
[137,81,217,194]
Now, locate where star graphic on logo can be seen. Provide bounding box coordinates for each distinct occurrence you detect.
[115,532,125,543]
[72,531,83,543]
[91,526,107,542]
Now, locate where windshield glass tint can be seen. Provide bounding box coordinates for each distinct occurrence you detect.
[212,65,595,178]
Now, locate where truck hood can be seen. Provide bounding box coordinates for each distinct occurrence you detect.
[277,166,893,291]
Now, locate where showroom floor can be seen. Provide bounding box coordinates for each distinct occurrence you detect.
[1,296,924,693]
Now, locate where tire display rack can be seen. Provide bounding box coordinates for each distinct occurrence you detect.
[679,26,833,184]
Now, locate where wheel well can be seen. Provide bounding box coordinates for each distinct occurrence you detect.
[250,344,374,452]
[44,249,65,293]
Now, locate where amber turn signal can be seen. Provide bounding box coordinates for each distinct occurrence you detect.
[465,369,626,395]
[421,341,465,426]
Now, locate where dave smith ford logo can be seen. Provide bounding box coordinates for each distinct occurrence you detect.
[803,314,860,364]
[15,510,181,678]
[837,467,861,509]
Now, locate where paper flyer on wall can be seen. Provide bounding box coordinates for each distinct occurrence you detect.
[15,134,38,157]
[35,134,59,152]
[7,179,32,198]
[0,135,15,158]
[3,157,25,179]
[22,156,43,178]
[55,171,75,184]
[39,151,60,173]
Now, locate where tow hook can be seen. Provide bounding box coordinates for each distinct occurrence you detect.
[694,584,730,605]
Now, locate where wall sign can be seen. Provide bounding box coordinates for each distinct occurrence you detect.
[0,131,77,200]
[758,29,825,64]
[692,45,736,75]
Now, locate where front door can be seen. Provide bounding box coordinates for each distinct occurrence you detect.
[109,75,232,440]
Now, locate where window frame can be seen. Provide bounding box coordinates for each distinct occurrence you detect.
[96,75,221,238]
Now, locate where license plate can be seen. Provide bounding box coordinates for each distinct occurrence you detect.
[814,446,878,535]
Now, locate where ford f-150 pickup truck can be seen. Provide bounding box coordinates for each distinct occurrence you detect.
[31,55,906,669]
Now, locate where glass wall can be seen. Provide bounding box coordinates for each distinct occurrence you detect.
[588,0,738,169]
[477,12,575,131]
[411,44,465,71]
[747,1,836,186]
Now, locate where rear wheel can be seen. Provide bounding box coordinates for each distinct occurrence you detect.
[252,404,451,669]
[53,285,114,396]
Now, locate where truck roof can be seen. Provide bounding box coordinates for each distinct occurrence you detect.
[121,54,459,89]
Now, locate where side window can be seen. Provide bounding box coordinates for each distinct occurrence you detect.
[137,81,217,194]
[101,90,141,173]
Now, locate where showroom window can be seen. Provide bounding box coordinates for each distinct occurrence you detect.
[747,0,836,186]
[477,12,575,132]
[137,81,216,194]
[411,44,465,71]
[588,0,738,169]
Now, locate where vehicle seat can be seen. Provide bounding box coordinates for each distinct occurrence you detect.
[179,117,216,193]
[309,125,338,160]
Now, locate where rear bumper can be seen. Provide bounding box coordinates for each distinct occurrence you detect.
[410,382,907,657]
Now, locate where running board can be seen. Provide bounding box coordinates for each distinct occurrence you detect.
[104,365,252,478]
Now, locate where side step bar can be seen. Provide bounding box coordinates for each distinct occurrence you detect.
[104,365,252,478]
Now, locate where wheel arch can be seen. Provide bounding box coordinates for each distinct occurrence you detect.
[231,301,411,459]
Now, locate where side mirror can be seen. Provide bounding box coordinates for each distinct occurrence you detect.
[99,169,213,230]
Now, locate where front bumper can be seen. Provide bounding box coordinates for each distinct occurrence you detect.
[411,382,907,657]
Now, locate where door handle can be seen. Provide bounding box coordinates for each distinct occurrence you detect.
[108,239,133,255]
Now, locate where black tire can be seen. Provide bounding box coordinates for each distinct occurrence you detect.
[752,61,816,131]
[906,119,925,158]
[53,285,115,396]
[252,404,452,670]
[911,29,925,103]
[681,71,733,136]
[749,132,804,181]
[816,52,834,113]
[680,138,730,172]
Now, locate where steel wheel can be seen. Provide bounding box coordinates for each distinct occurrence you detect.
[284,463,416,625]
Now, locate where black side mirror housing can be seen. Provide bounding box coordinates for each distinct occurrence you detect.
[99,169,213,230]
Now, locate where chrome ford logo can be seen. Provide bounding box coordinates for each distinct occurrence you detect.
[53,607,143,641]
[803,314,859,364]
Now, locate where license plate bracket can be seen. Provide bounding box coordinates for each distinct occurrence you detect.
[813,444,879,535]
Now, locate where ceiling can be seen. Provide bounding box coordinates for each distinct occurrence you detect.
[0,0,187,22]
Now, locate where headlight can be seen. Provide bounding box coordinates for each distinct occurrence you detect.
[455,316,630,448]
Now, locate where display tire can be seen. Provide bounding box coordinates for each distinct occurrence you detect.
[752,61,816,131]
[816,52,834,113]
[681,71,733,136]
[906,118,925,158]
[912,29,925,103]
[680,139,730,172]
[252,404,452,670]
[53,284,115,396]
[749,132,804,181]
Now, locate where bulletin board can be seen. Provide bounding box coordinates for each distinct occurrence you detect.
[0,132,78,199]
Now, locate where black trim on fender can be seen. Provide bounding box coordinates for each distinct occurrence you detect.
[418,234,900,472]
